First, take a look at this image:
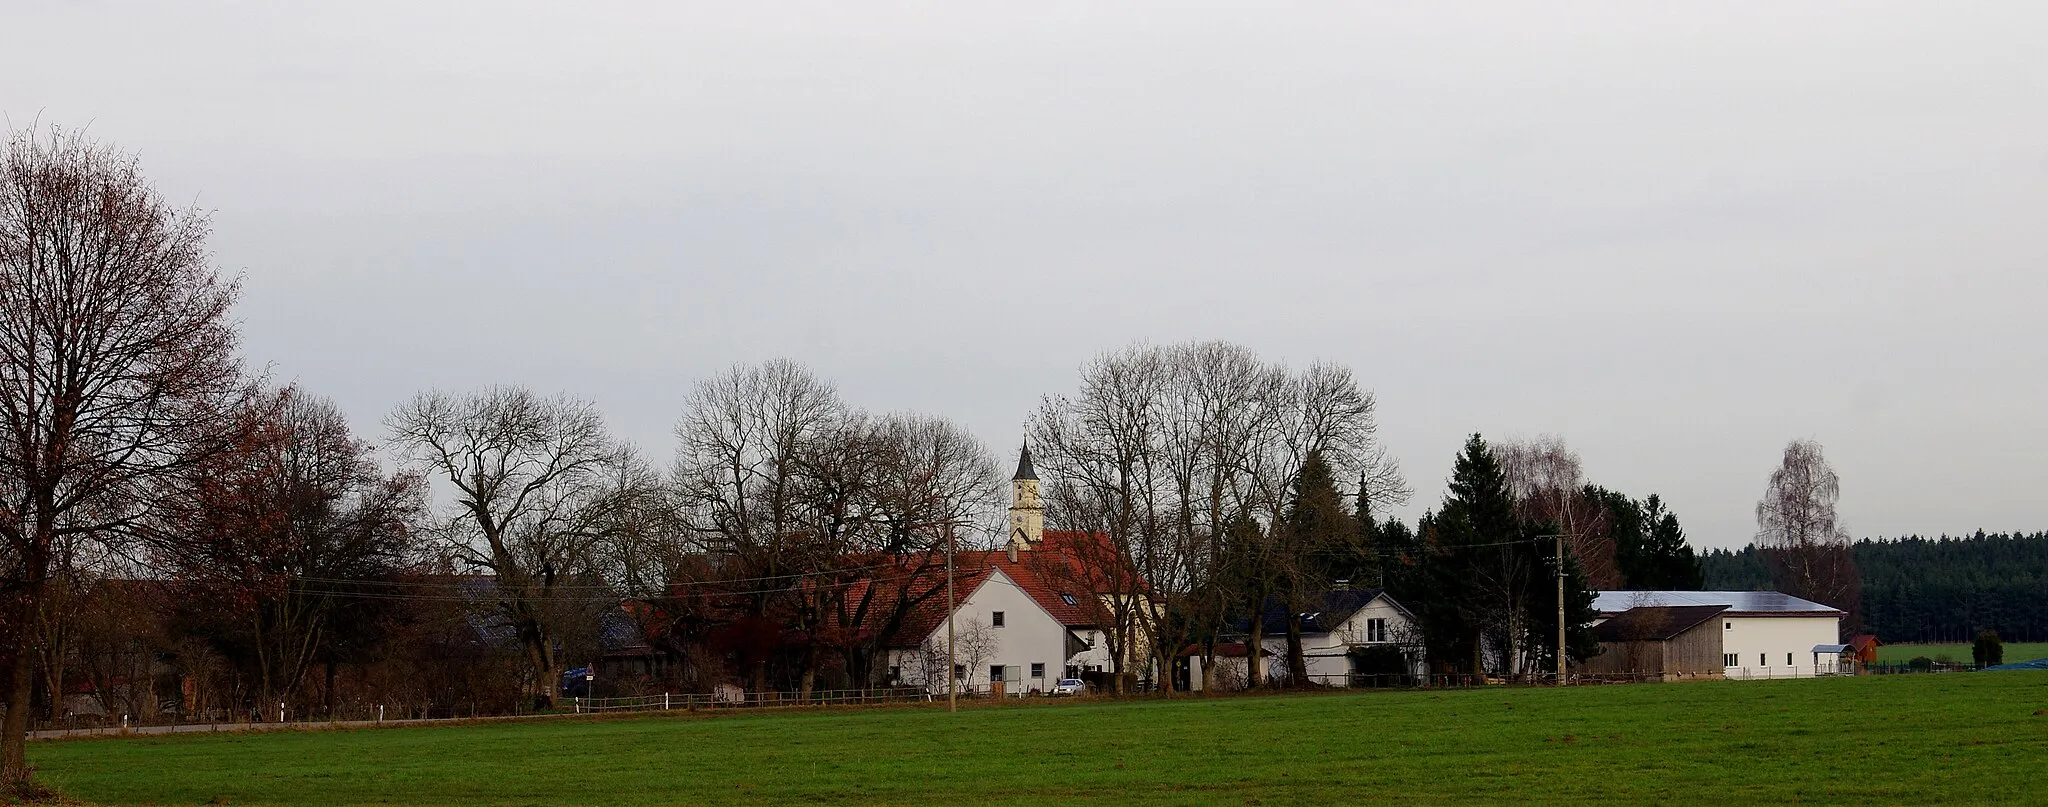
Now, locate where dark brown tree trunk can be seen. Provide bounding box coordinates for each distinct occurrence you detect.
[1246,618,1266,688]
[2,578,45,785]
[1285,615,1309,687]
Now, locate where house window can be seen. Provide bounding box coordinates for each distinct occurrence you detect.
[887,665,901,683]
[1060,593,1078,606]
[1725,622,1732,630]
[990,665,1006,684]
[1031,663,1045,678]
[992,611,1005,628]
[954,664,966,680]
[1366,618,1389,643]
[1760,653,1767,666]
[1787,653,1794,667]
[1723,654,1738,667]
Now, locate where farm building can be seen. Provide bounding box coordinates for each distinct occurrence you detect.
[1593,591,1846,680]
[1581,604,1727,681]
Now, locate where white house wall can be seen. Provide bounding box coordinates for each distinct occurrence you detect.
[1720,615,1843,679]
[1196,595,1421,690]
[896,568,1072,695]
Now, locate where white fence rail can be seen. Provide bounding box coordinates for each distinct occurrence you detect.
[572,688,931,714]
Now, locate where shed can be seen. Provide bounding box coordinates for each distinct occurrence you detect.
[1580,605,1728,681]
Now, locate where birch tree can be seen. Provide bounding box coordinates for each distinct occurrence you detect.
[1756,439,1860,632]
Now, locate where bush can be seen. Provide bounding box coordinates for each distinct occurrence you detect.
[1973,630,2004,668]
[1908,656,1934,672]
[1348,645,1412,687]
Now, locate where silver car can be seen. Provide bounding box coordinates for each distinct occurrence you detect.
[1051,678,1086,696]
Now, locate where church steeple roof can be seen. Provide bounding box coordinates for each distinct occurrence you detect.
[1013,443,1038,481]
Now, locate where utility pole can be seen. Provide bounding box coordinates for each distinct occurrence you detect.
[1555,532,1568,686]
[946,520,957,714]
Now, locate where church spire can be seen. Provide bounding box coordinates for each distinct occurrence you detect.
[1008,444,1043,549]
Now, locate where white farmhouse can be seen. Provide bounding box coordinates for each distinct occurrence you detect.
[1187,589,1423,690]
[1592,591,1847,680]
[880,446,1137,695]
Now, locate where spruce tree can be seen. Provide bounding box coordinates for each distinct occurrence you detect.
[1640,495,1704,589]
[1431,435,1522,675]
[1422,435,1603,677]
[1277,451,1356,685]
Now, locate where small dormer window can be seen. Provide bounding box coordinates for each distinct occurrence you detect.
[1060,593,1078,606]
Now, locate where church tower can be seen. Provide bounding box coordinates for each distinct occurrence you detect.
[1008,444,1043,550]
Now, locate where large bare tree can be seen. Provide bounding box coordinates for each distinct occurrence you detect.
[1756,439,1860,633]
[162,388,424,715]
[1030,341,1406,693]
[670,359,846,694]
[386,386,632,708]
[670,360,1001,695]
[0,126,249,786]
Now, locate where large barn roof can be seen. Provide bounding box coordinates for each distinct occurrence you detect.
[1590,605,1727,643]
[1593,590,1844,617]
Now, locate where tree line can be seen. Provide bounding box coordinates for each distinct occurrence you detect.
[1703,531,2048,643]
[1025,345,1706,690]
[0,124,1743,790]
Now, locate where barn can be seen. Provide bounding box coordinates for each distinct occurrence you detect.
[1593,591,1846,680]
[1581,604,1728,681]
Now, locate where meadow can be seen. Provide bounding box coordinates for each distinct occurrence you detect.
[27,672,2048,806]
[1876,642,2048,665]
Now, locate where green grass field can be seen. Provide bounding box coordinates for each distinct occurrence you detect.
[26,672,2048,806]
[1876,642,2048,665]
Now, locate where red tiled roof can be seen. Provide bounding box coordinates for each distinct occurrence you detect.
[880,531,1140,647]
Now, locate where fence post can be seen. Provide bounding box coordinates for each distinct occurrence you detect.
[664,693,670,711]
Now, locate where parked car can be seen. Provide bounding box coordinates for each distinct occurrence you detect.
[1051,678,1086,696]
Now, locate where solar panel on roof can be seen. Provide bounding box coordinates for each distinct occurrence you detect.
[1592,590,1844,614]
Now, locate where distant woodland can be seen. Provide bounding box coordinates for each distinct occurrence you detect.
[1703,531,2048,643]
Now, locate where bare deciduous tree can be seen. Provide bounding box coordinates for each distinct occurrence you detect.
[1756,439,1860,632]
[0,126,249,786]
[671,361,1003,695]
[1495,435,1619,589]
[162,388,424,714]
[386,387,631,708]
[1030,341,1407,693]
[671,359,847,694]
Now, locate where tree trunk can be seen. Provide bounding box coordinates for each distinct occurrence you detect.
[1285,615,1309,687]
[1246,618,1266,688]
[2,578,46,787]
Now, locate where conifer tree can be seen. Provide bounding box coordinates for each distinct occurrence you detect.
[1413,435,1601,677]
[1276,451,1355,685]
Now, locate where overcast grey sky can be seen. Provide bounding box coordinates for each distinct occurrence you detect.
[7,1,2044,548]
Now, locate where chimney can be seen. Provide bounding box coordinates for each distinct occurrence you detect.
[1007,544,1019,564]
